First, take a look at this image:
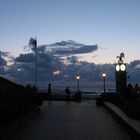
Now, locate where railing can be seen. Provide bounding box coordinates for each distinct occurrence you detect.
[102,92,140,120]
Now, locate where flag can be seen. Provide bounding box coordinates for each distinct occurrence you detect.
[29,37,37,49]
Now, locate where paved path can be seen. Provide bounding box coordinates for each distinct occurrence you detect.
[2,101,134,140]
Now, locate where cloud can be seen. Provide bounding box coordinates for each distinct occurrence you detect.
[0,51,8,66]
[126,60,140,82]
[128,60,140,68]
[0,51,10,57]
[0,40,117,87]
[15,53,35,63]
[0,51,8,75]
[66,56,79,64]
[54,44,98,55]
[42,40,98,55]
[0,56,7,66]
[11,40,98,83]
[1,40,140,89]
[8,48,63,83]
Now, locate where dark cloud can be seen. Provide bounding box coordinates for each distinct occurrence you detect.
[41,40,98,55]
[7,62,34,81]
[1,41,140,89]
[0,51,7,66]
[0,66,5,75]
[128,60,140,68]
[51,40,80,46]
[15,53,35,63]
[126,60,140,83]
[0,56,7,66]
[54,44,98,55]
[66,56,79,64]
[0,51,7,75]
[9,50,63,83]
[0,51,9,57]
[0,51,7,76]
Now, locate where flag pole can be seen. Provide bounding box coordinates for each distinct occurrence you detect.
[34,37,37,88]
[29,37,37,88]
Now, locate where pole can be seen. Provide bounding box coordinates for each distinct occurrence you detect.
[34,37,37,87]
[77,79,79,92]
[29,37,37,87]
[76,76,80,93]
[103,77,106,93]
[102,73,106,93]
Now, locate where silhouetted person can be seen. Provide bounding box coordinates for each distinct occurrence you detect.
[127,83,133,94]
[65,86,71,99]
[48,83,52,96]
[124,83,133,100]
[134,84,140,94]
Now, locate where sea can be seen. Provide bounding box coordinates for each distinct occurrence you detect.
[38,84,116,95]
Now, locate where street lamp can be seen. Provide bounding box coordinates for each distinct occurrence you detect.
[102,73,106,93]
[76,76,80,92]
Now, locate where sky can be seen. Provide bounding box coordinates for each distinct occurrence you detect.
[0,0,140,64]
[1,0,140,90]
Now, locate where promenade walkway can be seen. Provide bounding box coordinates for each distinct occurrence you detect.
[1,101,133,140]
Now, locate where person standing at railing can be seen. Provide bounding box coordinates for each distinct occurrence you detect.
[65,86,71,99]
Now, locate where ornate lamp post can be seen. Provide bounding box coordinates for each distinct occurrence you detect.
[102,73,106,93]
[115,53,127,94]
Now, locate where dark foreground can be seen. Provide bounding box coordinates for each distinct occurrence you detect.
[1,101,134,140]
